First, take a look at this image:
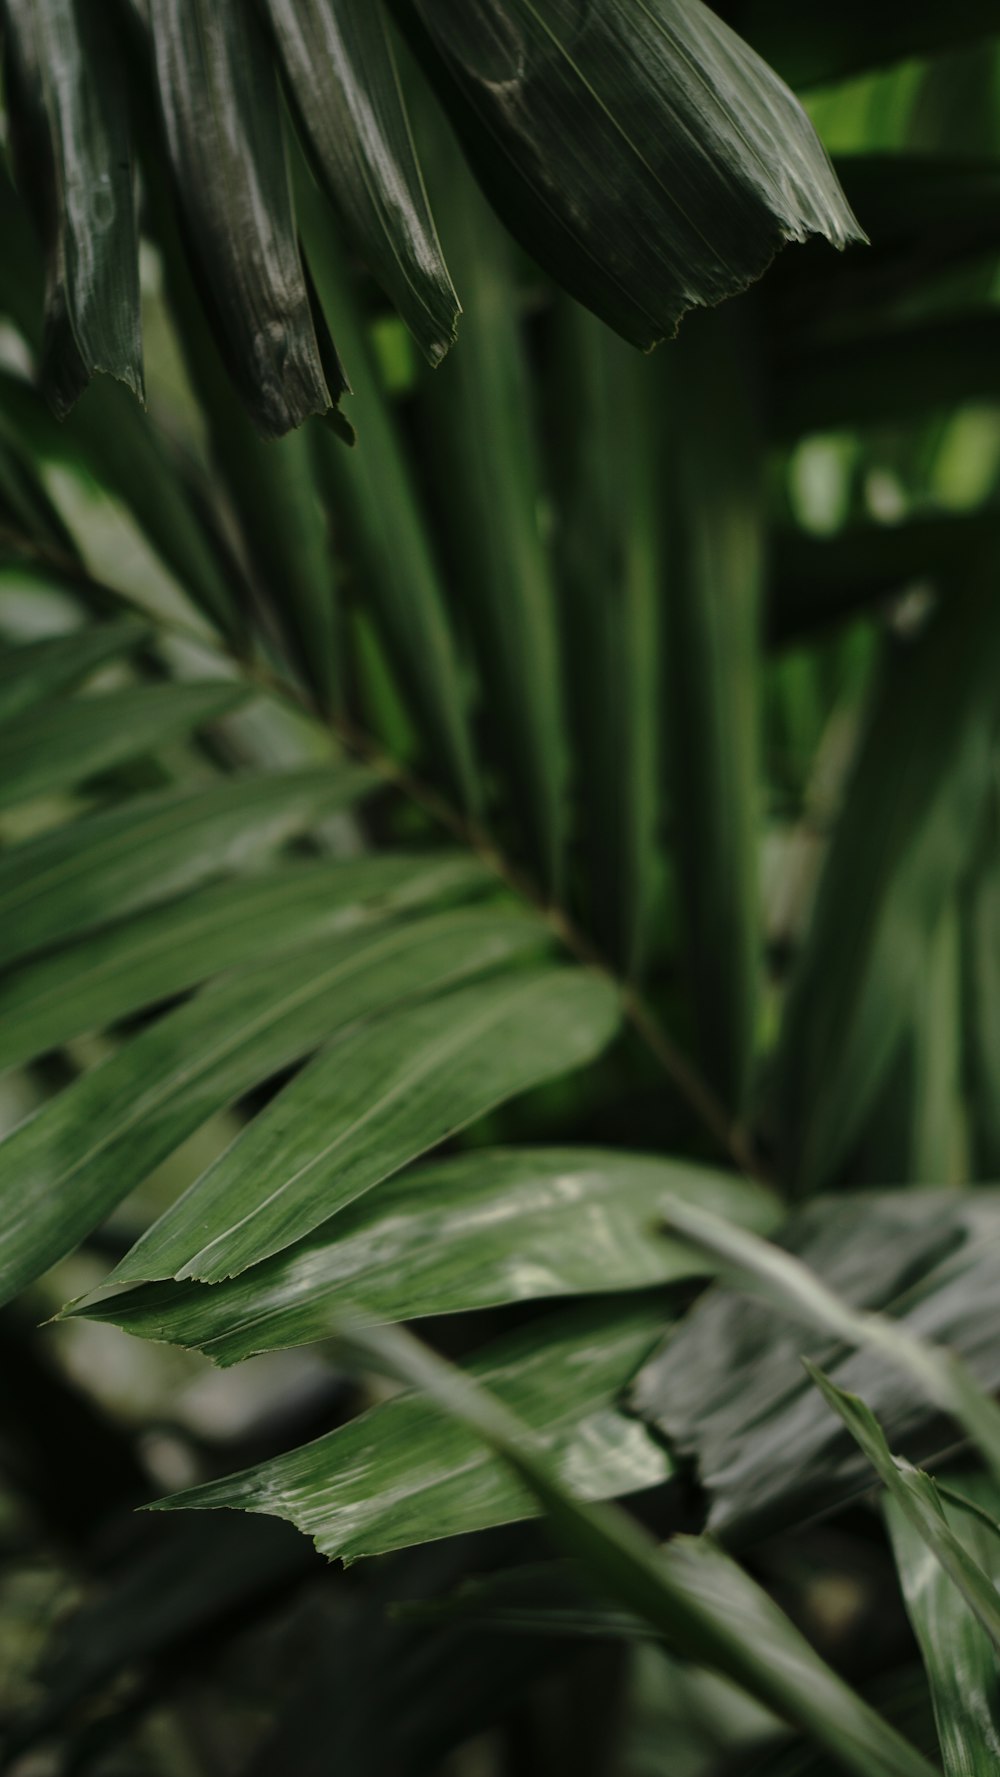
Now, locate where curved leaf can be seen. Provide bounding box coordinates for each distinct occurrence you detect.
[0,619,148,725]
[110,962,619,1286]
[400,0,862,348]
[266,0,459,365]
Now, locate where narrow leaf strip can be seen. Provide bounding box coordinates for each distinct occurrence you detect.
[0,765,375,971]
[657,1198,1000,1483]
[0,620,148,726]
[75,1149,780,1361]
[265,0,459,364]
[110,964,619,1286]
[0,852,487,1073]
[808,1366,1000,1655]
[148,0,335,436]
[0,681,250,812]
[2,0,143,412]
[887,1474,1000,1777]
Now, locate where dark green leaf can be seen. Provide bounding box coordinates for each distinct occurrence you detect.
[0,620,147,726]
[0,906,544,1305]
[0,851,487,1073]
[721,2,999,89]
[887,1474,1000,1777]
[148,0,338,436]
[631,1190,1000,1545]
[76,1147,780,1361]
[109,962,619,1286]
[155,1298,674,1559]
[0,680,250,812]
[775,313,1000,439]
[266,0,459,365]
[778,580,1000,1193]
[2,0,143,413]
[400,0,862,349]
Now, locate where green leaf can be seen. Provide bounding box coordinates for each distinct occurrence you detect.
[807,1366,1000,1653]
[400,0,862,350]
[183,1311,936,1777]
[778,580,1000,1193]
[156,1298,674,1559]
[0,620,147,725]
[265,0,459,366]
[295,161,480,809]
[0,851,487,1073]
[109,962,619,1287]
[887,1474,1000,1777]
[0,764,375,971]
[0,906,544,1305]
[661,308,763,1109]
[550,301,662,977]
[654,1198,1000,1481]
[0,680,250,812]
[962,803,1000,1175]
[148,0,339,437]
[630,1190,1000,1545]
[414,112,569,891]
[1,0,143,413]
[75,1147,780,1362]
[776,313,1000,439]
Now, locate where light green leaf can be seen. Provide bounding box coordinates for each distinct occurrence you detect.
[0,851,487,1073]
[75,1147,779,1361]
[266,0,459,365]
[110,962,619,1286]
[808,1366,1000,1655]
[148,0,339,436]
[0,620,148,726]
[155,1298,674,1559]
[887,1474,1000,1777]
[402,0,862,349]
[0,764,374,971]
[2,0,143,412]
[0,680,250,812]
[0,906,544,1305]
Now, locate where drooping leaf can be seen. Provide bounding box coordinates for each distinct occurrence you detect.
[265,0,459,365]
[777,579,1000,1194]
[155,1298,673,1561]
[631,1191,1000,1545]
[109,963,619,1287]
[550,300,662,977]
[661,306,763,1109]
[75,1147,780,1361]
[0,619,147,725]
[398,0,863,350]
[295,159,481,809]
[1,0,143,413]
[0,764,375,971]
[0,851,488,1073]
[807,1367,1000,1653]
[0,907,543,1305]
[147,0,340,436]
[185,1310,937,1777]
[887,1473,1000,1777]
[0,680,250,812]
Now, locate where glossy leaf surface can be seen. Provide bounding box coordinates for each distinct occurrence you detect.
[77,1148,780,1361]
[110,963,619,1286]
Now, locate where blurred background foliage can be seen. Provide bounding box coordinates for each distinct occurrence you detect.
[1,2,1000,1774]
